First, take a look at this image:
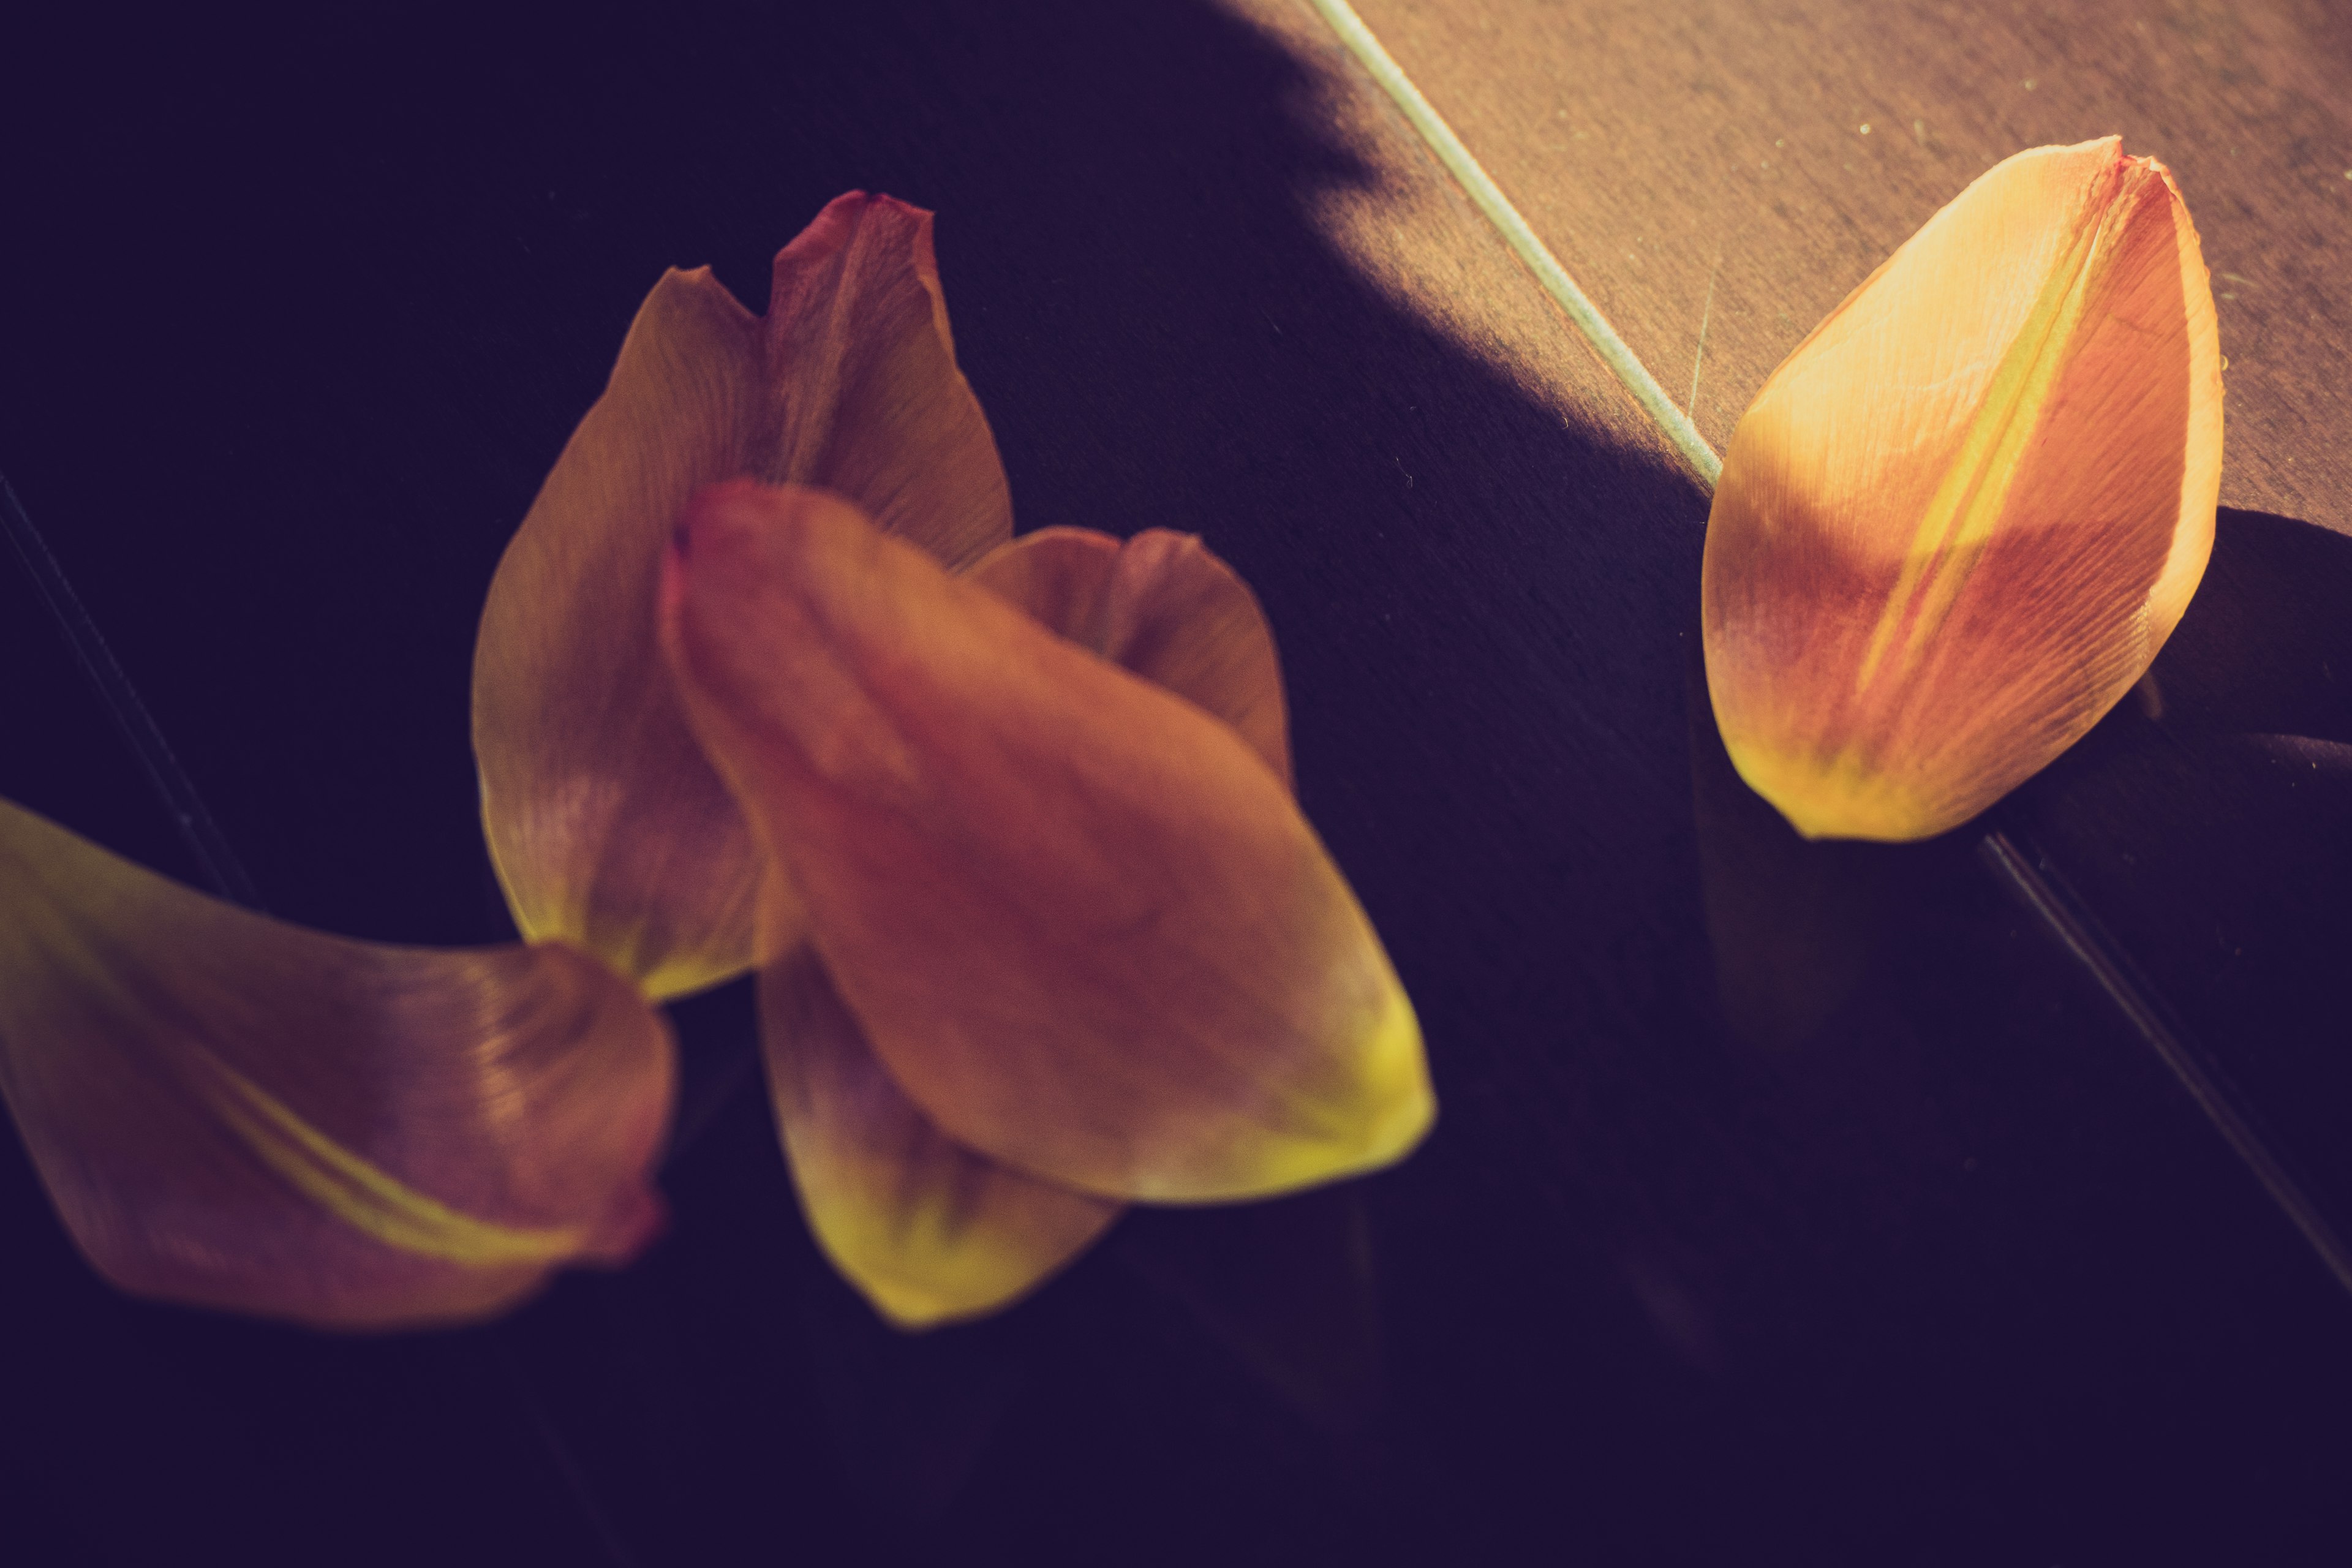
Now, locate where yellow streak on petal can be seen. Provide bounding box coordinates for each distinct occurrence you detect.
[1703,137,2218,842]
[1855,173,2115,689]
[190,1049,586,1267]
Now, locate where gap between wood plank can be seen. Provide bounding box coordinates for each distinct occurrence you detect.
[1305,0,2352,1299]
[1981,829,2352,1297]
[1,471,263,910]
[1305,0,1719,488]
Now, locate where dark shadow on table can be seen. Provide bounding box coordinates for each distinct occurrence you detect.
[2007,507,2352,1227]
[5,5,2352,1566]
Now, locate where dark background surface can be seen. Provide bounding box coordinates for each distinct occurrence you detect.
[4,3,2349,1563]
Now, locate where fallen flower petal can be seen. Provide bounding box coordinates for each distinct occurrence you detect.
[0,798,676,1330]
[754,525,1298,1322]
[1702,137,2223,839]
[663,481,1430,1205]
[473,192,1012,997]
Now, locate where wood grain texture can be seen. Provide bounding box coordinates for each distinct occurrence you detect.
[1349,0,2352,530]
[1236,0,1698,471]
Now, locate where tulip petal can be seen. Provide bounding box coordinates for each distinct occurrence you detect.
[473,192,1012,997]
[0,799,675,1329]
[752,530,1291,1323]
[754,529,1287,1324]
[966,527,1292,786]
[1702,138,2223,840]
[473,268,764,999]
[757,195,1015,570]
[662,482,1430,1204]
[761,938,1118,1329]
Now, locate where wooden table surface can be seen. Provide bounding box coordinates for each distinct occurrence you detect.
[3,4,2347,1563]
[1345,0,2352,531]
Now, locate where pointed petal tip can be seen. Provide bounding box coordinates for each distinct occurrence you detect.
[857,1260,1068,1332]
[760,189,1009,571]
[1138,973,1434,1205]
[794,188,930,238]
[1298,988,1436,1189]
[786,193,946,303]
[576,1178,671,1266]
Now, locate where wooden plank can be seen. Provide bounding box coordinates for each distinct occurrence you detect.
[1346,0,2352,531]
[1236,0,1700,472]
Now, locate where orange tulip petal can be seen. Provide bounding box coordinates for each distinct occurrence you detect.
[662,483,1430,1204]
[761,939,1118,1329]
[1702,137,2223,840]
[756,194,1014,571]
[473,266,765,998]
[966,527,1292,786]
[752,528,1284,1322]
[473,192,1012,997]
[0,799,676,1330]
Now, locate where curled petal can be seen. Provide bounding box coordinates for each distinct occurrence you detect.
[1702,137,2223,840]
[662,483,1430,1203]
[967,527,1292,786]
[762,940,1118,1329]
[0,799,675,1330]
[473,192,1012,997]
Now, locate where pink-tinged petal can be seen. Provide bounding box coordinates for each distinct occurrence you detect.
[967,527,1292,786]
[1703,138,2223,840]
[473,192,1012,997]
[757,529,1283,1324]
[762,938,1118,1329]
[0,799,676,1330]
[757,194,1014,571]
[662,483,1430,1204]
